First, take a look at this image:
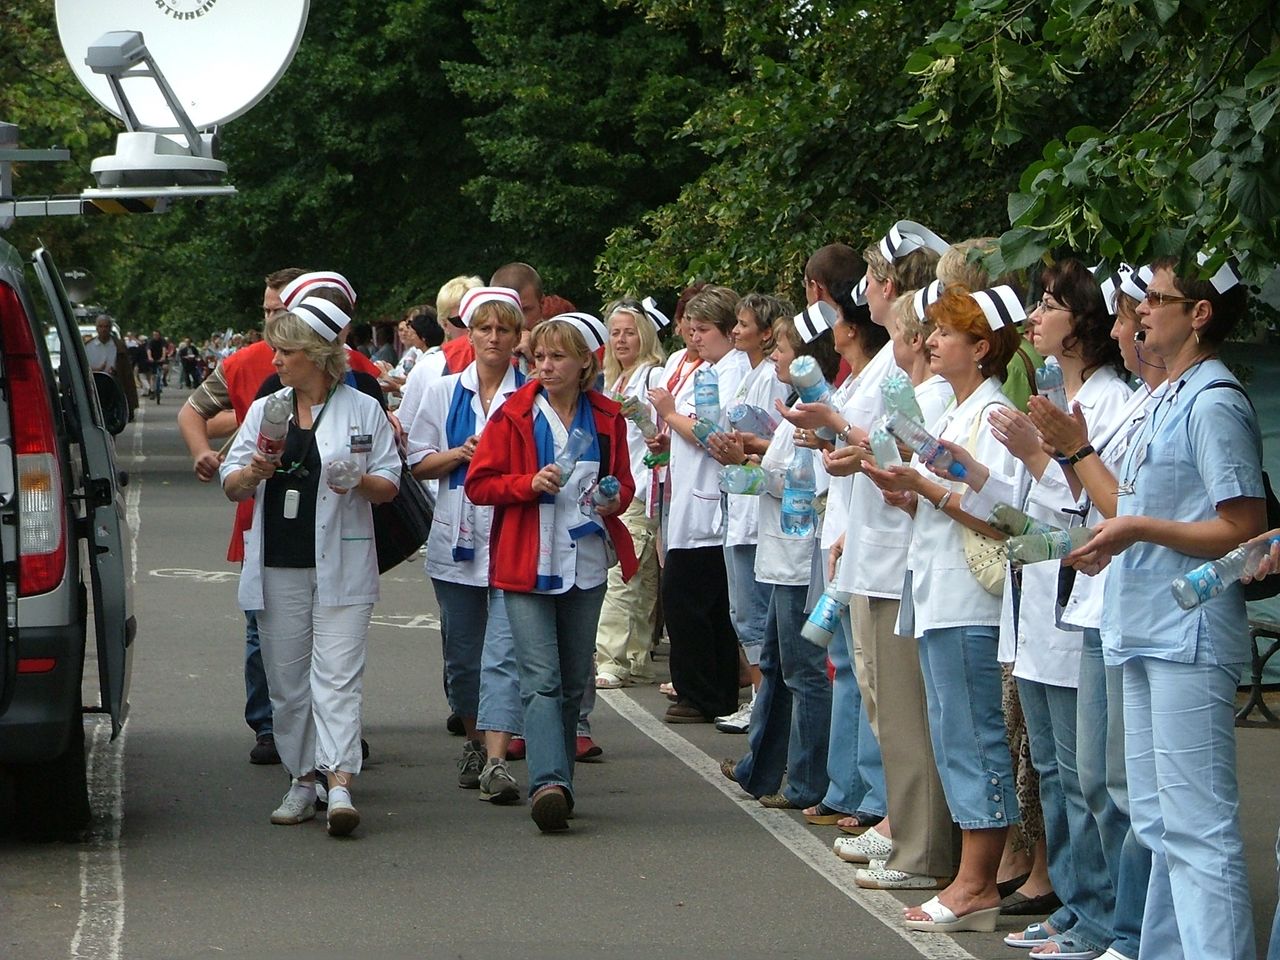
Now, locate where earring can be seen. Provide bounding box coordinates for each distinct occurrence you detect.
[1194,330,1201,346]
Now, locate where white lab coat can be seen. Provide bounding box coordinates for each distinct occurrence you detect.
[224,384,401,611]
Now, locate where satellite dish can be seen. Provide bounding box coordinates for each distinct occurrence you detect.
[55,0,309,131]
[62,268,95,304]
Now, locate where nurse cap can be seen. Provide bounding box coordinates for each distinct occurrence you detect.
[793,300,837,344]
[967,285,1026,331]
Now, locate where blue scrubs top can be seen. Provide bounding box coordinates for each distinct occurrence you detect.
[1101,358,1263,667]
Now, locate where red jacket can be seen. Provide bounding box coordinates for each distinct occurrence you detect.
[465,381,637,593]
[223,341,381,561]
[442,336,474,374]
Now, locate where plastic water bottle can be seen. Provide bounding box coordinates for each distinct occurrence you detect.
[789,357,837,440]
[325,458,363,490]
[1035,358,1068,412]
[642,449,670,468]
[718,463,785,496]
[1007,527,1094,564]
[884,410,966,479]
[726,403,777,439]
[868,419,903,467]
[256,394,292,461]
[591,475,621,505]
[880,369,924,423]
[1171,537,1280,609]
[780,447,816,537]
[619,396,658,439]
[694,367,721,425]
[802,581,851,647]
[988,503,1059,538]
[691,417,724,448]
[553,427,594,486]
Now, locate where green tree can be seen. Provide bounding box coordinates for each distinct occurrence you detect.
[443,0,729,307]
[900,0,1280,303]
[596,0,1030,306]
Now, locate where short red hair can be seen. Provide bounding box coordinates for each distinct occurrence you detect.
[926,287,1022,381]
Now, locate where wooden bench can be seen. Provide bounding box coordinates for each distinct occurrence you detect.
[1236,617,1280,726]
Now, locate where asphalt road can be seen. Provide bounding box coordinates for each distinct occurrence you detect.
[4,390,1280,960]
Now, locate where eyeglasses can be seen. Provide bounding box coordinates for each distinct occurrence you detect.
[1144,290,1197,308]
[1035,299,1071,313]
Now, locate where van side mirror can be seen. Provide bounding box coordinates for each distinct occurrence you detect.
[92,371,129,436]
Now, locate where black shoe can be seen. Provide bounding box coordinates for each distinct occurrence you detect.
[361,738,370,761]
[249,733,281,765]
[446,713,465,736]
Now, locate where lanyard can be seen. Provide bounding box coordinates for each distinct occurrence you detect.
[279,382,338,478]
[666,355,703,395]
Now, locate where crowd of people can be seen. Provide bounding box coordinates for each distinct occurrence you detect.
[176,233,1279,959]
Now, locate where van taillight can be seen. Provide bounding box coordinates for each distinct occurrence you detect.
[0,283,66,595]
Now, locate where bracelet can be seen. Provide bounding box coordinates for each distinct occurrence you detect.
[934,490,952,511]
[836,423,852,443]
[1065,444,1095,465]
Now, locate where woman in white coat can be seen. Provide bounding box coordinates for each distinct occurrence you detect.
[222,302,400,837]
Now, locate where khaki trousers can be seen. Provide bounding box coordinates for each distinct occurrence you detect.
[850,594,957,877]
[594,501,659,682]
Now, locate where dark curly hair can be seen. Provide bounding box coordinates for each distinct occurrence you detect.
[1041,259,1124,378]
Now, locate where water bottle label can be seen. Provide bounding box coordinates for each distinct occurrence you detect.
[1182,564,1227,604]
[781,490,814,530]
[257,434,285,458]
[807,594,844,633]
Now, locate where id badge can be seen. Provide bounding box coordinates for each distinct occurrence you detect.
[349,432,373,455]
[283,488,300,520]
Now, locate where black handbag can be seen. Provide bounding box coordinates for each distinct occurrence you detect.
[373,459,435,574]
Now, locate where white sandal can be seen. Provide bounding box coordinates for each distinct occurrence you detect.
[902,896,999,932]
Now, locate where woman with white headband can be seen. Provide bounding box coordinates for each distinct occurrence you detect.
[1064,255,1262,960]
[862,285,1027,932]
[466,313,637,833]
[221,302,400,838]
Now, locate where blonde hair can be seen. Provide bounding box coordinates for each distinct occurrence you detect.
[469,300,524,335]
[892,292,934,344]
[436,274,483,321]
[937,238,996,291]
[531,319,601,392]
[602,299,666,387]
[264,311,348,382]
[863,244,941,293]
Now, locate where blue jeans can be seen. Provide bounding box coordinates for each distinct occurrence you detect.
[724,543,768,666]
[432,579,489,719]
[820,612,885,817]
[1018,676,1111,951]
[1078,627,1148,958]
[476,591,522,736]
[244,610,272,736]
[504,584,606,801]
[1124,656,1254,960]
[733,584,832,807]
[918,626,1019,830]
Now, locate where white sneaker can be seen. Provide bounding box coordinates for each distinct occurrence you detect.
[833,828,892,863]
[326,786,360,837]
[270,779,317,825]
[714,696,755,733]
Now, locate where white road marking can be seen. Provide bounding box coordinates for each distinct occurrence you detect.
[71,405,145,960]
[598,689,980,960]
[369,613,441,631]
[69,717,127,960]
[148,567,240,584]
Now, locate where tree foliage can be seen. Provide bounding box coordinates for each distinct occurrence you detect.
[442,0,728,306]
[596,0,1031,307]
[901,0,1280,304]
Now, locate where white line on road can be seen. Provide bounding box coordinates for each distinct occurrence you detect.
[598,689,979,960]
[71,404,145,960]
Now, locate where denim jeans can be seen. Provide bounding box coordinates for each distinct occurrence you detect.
[733,584,832,807]
[1078,627,1148,958]
[476,590,522,736]
[504,584,607,801]
[724,543,768,666]
[918,625,1019,830]
[820,612,885,817]
[431,578,489,718]
[244,610,272,736]
[1018,676,1111,950]
[1124,656,1254,960]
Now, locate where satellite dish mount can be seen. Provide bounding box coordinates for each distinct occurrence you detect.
[86,30,226,189]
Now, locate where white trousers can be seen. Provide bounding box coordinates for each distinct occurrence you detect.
[257,567,372,777]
